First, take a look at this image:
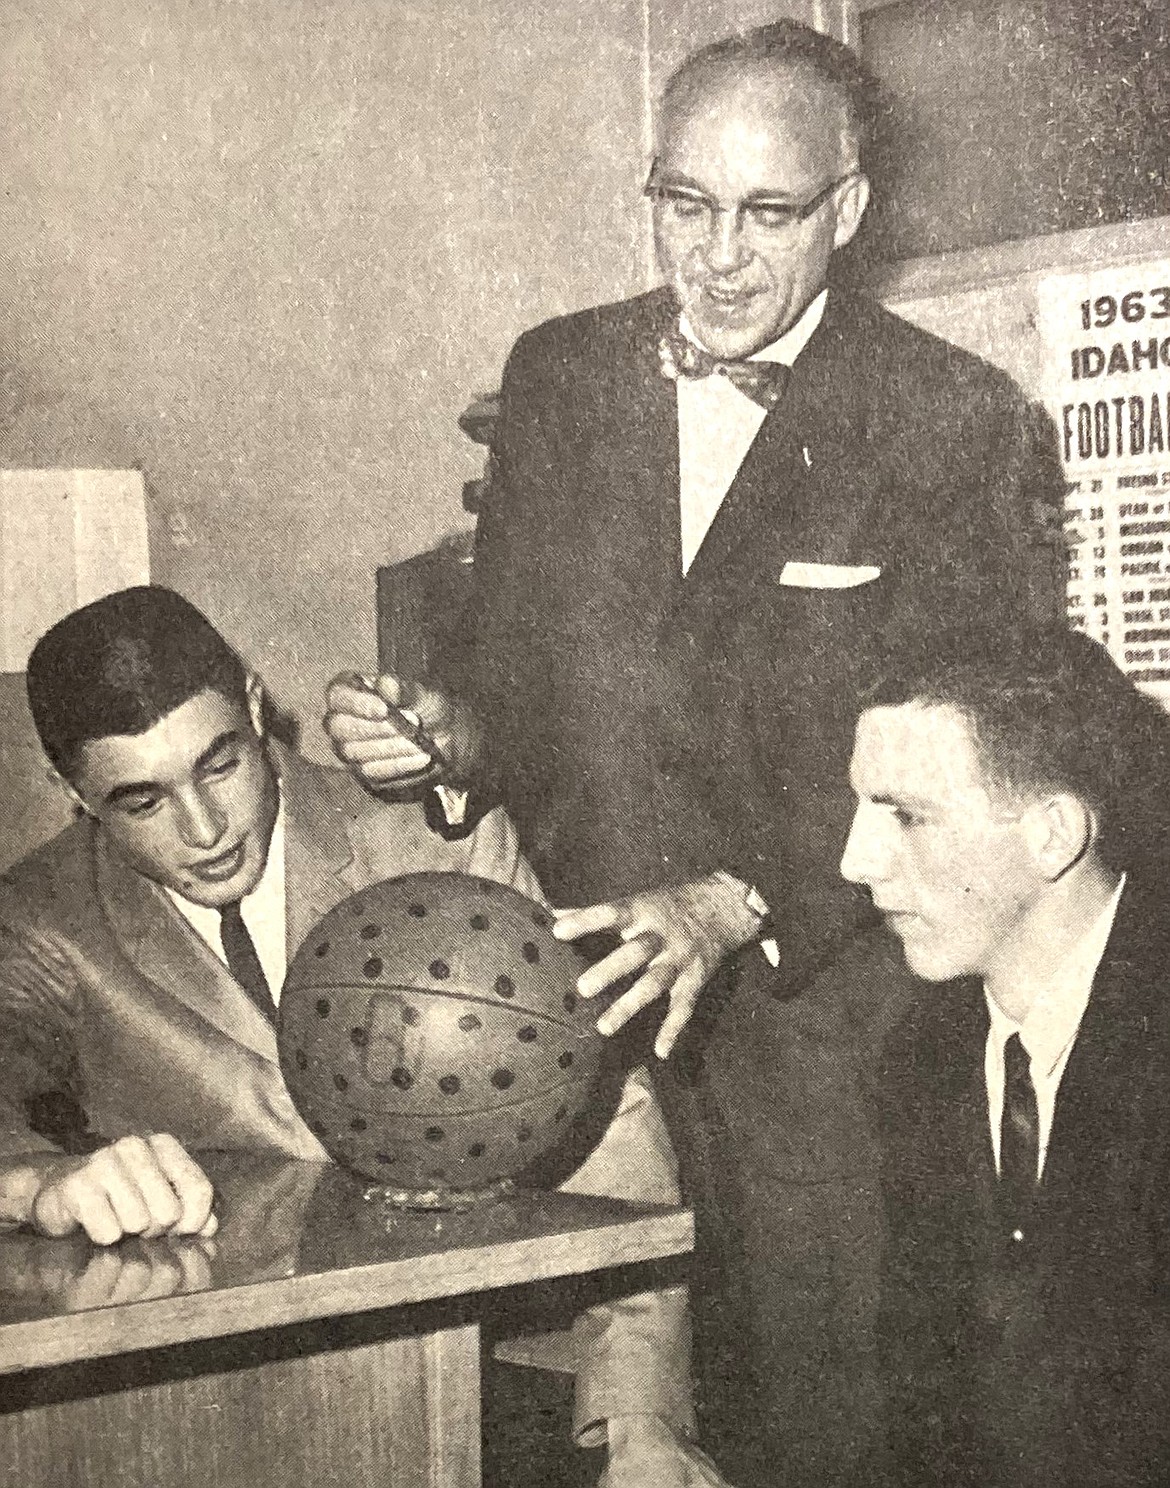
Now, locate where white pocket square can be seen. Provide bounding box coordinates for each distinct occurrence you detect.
[778,561,882,589]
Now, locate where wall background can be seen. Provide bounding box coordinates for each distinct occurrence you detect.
[0,0,825,752]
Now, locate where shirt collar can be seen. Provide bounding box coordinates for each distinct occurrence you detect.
[679,287,828,367]
[985,874,1126,1078]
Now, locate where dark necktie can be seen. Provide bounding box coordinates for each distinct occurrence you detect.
[657,328,791,411]
[220,902,277,1024]
[999,1031,1039,1226]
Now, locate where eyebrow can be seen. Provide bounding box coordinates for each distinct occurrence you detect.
[102,730,244,808]
[649,169,805,206]
[868,791,933,812]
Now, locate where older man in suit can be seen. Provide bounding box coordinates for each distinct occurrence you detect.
[0,586,689,1485]
[325,18,1065,1473]
[839,625,1170,1488]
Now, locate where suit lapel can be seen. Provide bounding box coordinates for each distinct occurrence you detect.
[597,293,682,604]
[280,749,362,963]
[684,291,876,590]
[95,833,279,1062]
[1044,879,1170,1199]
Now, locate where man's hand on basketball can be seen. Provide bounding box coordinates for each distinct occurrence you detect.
[553,875,763,1059]
[28,1134,217,1247]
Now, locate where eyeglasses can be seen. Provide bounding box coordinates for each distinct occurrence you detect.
[643,164,856,238]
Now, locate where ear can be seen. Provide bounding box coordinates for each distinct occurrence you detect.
[832,172,870,250]
[1023,793,1096,881]
[50,769,91,819]
[245,674,266,738]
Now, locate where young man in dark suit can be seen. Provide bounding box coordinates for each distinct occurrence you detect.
[326,19,1066,1472]
[841,625,1170,1488]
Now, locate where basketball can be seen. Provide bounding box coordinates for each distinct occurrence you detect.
[277,872,602,1207]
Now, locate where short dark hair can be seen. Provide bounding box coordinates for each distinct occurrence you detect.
[27,586,249,782]
[863,624,1170,875]
[662,19,878,166]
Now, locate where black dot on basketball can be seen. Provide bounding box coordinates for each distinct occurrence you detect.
[376,1152,397,1165]
[518,1025,538,1042]
[315,941,329,957]
[517,1124,533,1142]
[363,956,383,979]
[563,992,576,1013]
[468,1142,486,1158]
[402,1004,420,1026]
[316,997,331,1018]
[439,1074,461,1095]
[334,1072,349,1091]
[360,924,381,940]
[425,1126,445,1143]
[294,1048,308,1071]
[429,959,451,980]
[458,1013,481,1032]
[492,1068,515,1090]
[522,941,539,964]
[351,1117,367,1133]
[391,1067,413,1090]
[470,913,489,931]
[495,975,515,998]
[350,1026,369,1048]
[558,1051,573,1070]
[408,903,427,918]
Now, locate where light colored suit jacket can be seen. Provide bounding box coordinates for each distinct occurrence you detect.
[0,747,538,1158]
[0,745,690,1441]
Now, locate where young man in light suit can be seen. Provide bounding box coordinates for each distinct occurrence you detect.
[0,587,689,1484]
[839,624,1170,1488]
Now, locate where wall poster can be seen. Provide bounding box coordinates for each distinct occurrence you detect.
[1038,260,1170,702]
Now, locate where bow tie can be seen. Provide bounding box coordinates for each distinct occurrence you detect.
[658,329,791,411]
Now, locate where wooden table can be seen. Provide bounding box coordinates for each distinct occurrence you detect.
[0,1154,692,1488]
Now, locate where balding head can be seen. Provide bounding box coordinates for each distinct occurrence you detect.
[648,21,872,358]
[660,20,873,178]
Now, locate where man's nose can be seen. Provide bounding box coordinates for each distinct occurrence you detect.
[176,789,227,850]
[840,807,885,887]
[702,207,752,274]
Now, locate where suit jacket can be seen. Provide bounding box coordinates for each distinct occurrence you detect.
[0,747,694,1438]
[465,286,1066,995]
[0,747,537,1159]
[877,876,1170,1488]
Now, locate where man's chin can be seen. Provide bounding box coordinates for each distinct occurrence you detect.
[174,845,263,907]
[899,945,961,984]
[687,317,777,362]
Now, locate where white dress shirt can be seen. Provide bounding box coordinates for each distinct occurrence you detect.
[677,289,827,574]
[167,803,288,1004]
[984,876,1125,1181]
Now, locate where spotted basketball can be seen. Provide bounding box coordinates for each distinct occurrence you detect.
[278,873,602,1206]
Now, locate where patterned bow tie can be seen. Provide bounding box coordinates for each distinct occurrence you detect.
[657,328,791,411]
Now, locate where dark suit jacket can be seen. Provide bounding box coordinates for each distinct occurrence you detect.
[878,876,1170,1488]
[0,748,534,1159]
[467,286,1065,994]
[457,284,1066,1474]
